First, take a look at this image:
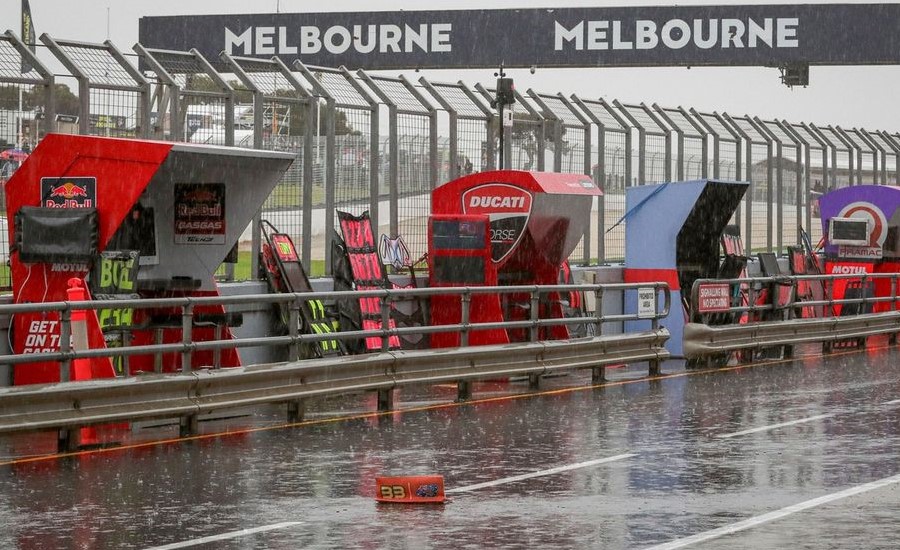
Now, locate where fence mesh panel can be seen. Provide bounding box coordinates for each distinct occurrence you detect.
[334,108,373,216]
[748,143,771,252]
[396,114,432,262]
[510,120,542,171]
[372,78,425,114]
[458,118,490,174]
[318,72,369,107]
[844,129,877,183]
[180,93,229,146]
[645,134,667,184]
[432,84,481,116]
[603,131,628,261]
[58,44,135,88]
[815,127,851,189]
[683,136,704,180]
[259,100,310,257]
[87,88,140,138]
[866,132,899,185]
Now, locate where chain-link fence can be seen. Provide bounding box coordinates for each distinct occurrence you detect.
[2,29,900,288]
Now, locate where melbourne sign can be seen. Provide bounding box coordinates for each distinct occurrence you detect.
[138,4,900,71]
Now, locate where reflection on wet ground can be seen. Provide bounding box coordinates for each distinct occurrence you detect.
[1,342,898,548]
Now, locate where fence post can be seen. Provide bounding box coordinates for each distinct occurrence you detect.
[181,302,193,374]
[460,291,471,347]
[380,293,392,353]
[890,276,898,346]
[528,287,541,390]
[287,399,305,423]
[648,286,661,376]
[458,290,473,401]
[289,296,302,361]
[592,285,605,384]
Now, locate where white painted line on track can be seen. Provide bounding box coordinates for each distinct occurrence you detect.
[143,521,303,550]
[446,452,635,494]
[643,472,900,550]
[715,414,833,439]
[884,398,900,405]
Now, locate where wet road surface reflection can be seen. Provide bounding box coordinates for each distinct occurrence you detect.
[1,342,898,548]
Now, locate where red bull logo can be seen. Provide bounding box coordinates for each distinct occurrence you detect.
[41,177,96,208]
[49,182,88,198]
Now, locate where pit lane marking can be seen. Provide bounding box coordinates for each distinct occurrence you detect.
[446,452,635,494]
[143,521,303,549]
[643,472,900,550]
[714,413,833,439]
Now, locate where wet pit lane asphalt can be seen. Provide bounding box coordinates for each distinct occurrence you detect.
[1,341,899,549]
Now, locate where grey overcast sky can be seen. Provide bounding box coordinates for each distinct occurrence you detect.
[12,0,900,132]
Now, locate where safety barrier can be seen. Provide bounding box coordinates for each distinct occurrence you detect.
[0,282,670,449]
[683,272,900,361]
[0,332,669,434]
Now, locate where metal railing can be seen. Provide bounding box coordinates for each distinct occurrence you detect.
[684,272,900,361]
[0,282,670,450]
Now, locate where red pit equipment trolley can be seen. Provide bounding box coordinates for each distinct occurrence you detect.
[428,170,601,347]
[5,134,293,384]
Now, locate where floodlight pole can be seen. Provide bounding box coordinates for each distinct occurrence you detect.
[496,64,506,169]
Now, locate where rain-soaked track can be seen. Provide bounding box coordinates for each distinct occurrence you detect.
[1,340,899,549]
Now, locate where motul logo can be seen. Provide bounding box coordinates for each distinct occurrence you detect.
[462,183,532,214]
[831,265,869,275]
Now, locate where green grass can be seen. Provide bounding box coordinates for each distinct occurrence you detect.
[218,251,326,282]
[264,183,374,210]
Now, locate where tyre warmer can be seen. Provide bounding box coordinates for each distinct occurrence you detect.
[334,211,407,352]
[260,220,342,357]
[337,210,400,351]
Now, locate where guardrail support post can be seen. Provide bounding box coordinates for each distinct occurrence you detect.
[648,357,661,376]
[591,366,606,384]
[377,389,393,412]
[890,277,898,346]
[529,288,540,342]
[180,415,198,437]
[528,373,541,390]
[58,309,72,383]
[461,292,471,346]
[381,295,392,353]
[57,428,79,453]
[289,297,302,361]
[457,380,472,402]
[181,303,193,373]
[287,400,305,423]
[648,287,661,376]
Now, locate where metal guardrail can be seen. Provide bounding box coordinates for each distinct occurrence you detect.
[0,282,670,449]
[0,331,670,436]
[0,282,670,375]
[684,272,900,360]
[684,311,900,359]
